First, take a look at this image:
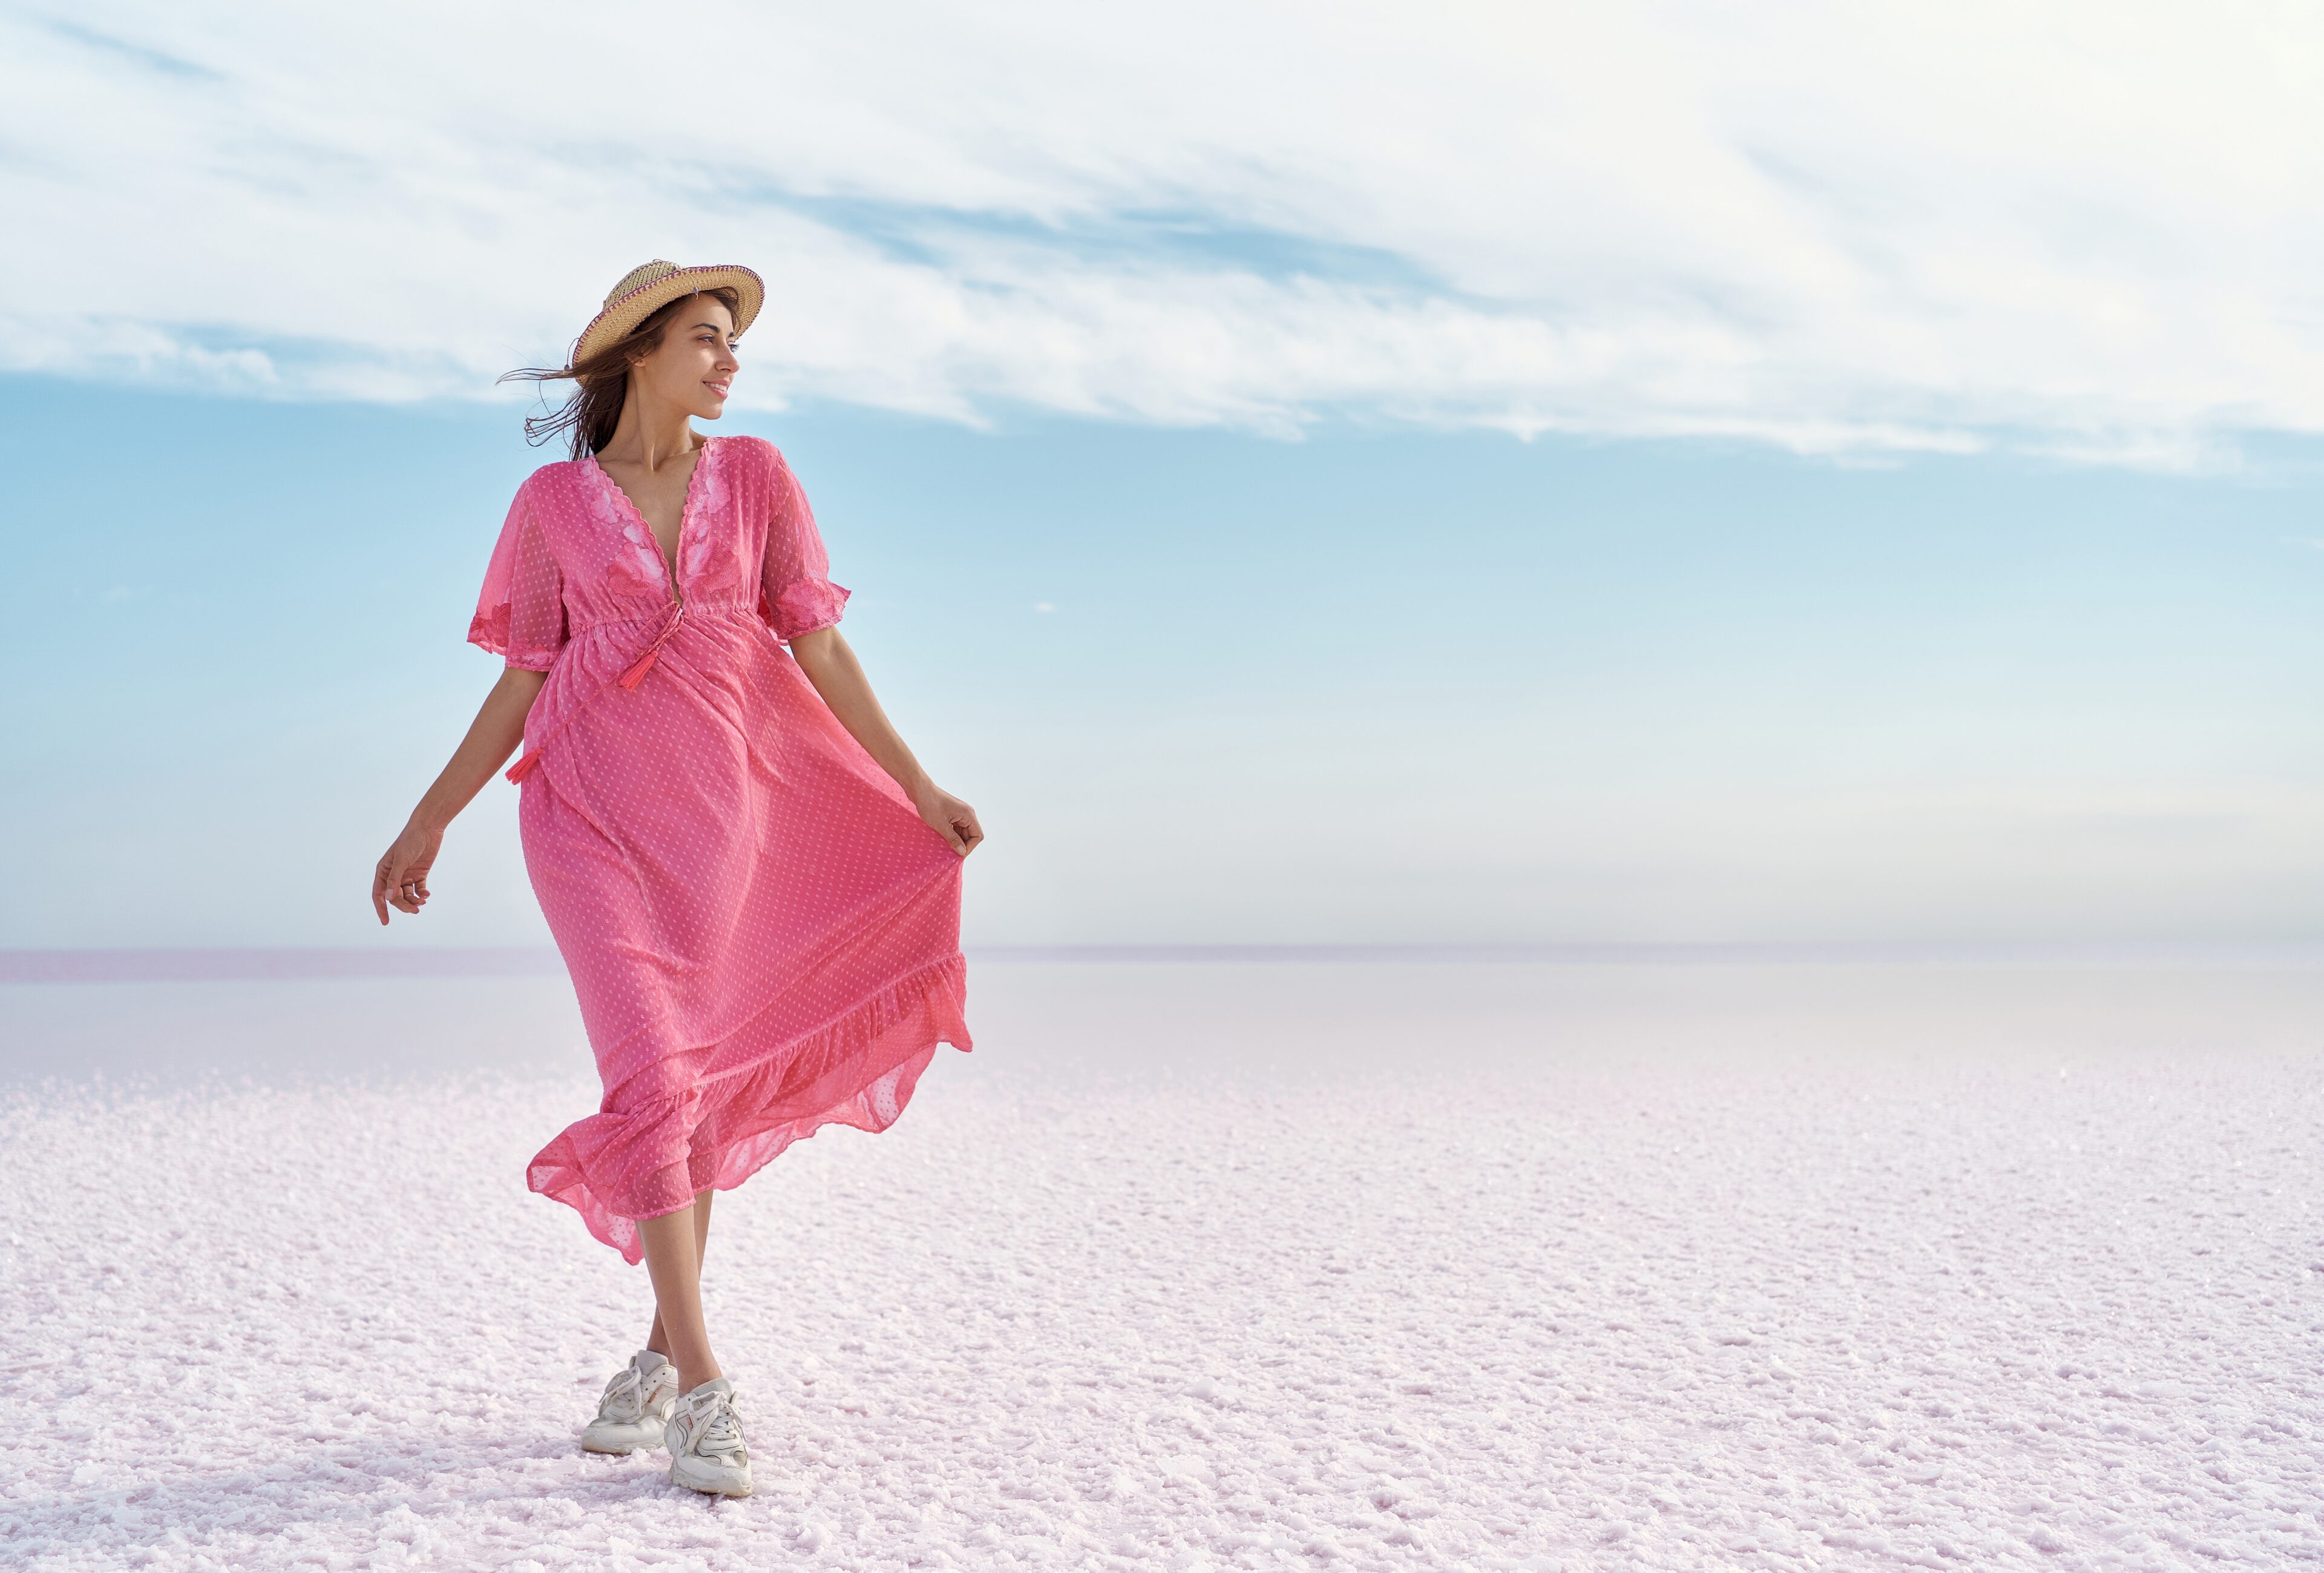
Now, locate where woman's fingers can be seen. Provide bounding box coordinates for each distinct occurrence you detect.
[375,818,450,923]
[913,789,982,856]
[375,838,435,921]
[952,802,985,856]
[375,855,413,921]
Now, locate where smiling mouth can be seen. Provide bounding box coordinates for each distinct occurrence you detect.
[704,383,730,398]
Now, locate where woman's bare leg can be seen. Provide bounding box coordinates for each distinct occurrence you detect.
[645,1189,714,1358]
[638,1190,720,1392]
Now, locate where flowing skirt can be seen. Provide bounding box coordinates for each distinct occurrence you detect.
[511,607,972,1263]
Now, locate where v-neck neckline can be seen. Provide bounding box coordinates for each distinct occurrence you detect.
[591,437,714,605]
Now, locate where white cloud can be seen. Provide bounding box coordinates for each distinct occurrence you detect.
[3,1,2320,462]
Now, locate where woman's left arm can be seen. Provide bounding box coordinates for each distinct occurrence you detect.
[789,626,983,856]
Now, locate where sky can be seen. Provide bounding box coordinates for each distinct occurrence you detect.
[4,2,2323,948]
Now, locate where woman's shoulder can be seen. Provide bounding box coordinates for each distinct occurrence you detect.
[527,453,597,483]
[716,432,788,471]
[510,454,597,507]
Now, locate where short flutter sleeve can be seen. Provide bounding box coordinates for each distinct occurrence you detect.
[468,479,568,671]
[758,450,851,645]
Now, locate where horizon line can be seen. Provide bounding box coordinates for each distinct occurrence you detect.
[7,941,2324,984]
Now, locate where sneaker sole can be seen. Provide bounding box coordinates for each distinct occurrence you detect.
[581,1424,666,1456]
[671,1463,753,1497]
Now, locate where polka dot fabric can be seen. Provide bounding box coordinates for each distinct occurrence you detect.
[467,434,972,1264]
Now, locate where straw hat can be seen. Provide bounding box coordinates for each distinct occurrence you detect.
[573,260,764,365]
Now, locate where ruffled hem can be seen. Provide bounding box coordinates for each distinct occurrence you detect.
[465,609,560,671]
[525,951,973,1265]
[767,577,851,644]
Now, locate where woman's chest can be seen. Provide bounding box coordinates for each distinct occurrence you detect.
[537,459,764,609]
[594,455,695,559]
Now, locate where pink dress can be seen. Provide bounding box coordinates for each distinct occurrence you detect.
[467,433,972,1264]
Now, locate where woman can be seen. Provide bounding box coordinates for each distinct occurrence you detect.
[371,260,981,1499]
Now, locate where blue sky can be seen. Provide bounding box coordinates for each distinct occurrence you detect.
[4,4,2323,946]
[9,373,2324,947]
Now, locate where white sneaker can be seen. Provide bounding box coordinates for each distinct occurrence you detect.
[581,1349,680,1455]
[666,1377,753,1497]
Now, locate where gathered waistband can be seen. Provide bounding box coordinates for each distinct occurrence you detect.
[570,599,754,637]
[506,598,739,786]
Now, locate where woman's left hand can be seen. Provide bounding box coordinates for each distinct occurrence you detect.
[914,785,984,856]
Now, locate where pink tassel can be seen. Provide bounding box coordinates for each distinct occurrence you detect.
[619,603,685,689]
[509,603,681,785]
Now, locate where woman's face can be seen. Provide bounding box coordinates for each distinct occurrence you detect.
[630,296,739,421]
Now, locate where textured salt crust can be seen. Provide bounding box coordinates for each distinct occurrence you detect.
[2,1054,2320,1571]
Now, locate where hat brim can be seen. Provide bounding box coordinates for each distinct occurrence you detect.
[573,264,765,366]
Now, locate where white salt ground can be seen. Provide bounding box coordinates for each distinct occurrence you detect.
[2,960,2321,1571]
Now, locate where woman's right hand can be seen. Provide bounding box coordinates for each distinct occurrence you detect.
[373,818,445,924]
[370,667,544,928]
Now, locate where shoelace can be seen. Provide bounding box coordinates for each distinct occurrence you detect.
[597,1365,647,1422]
[680,1392,747,1461]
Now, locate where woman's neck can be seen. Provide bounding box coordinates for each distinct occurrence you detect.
[598,398,698,471]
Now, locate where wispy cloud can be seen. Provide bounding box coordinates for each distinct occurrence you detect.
[4,1,2320,463]
[41,19,219,81]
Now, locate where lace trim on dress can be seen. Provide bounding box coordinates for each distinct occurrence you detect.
[468,606,552,667]
[770,578,852,642]
[580,437,720,600]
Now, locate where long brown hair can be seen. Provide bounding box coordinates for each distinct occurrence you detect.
[499,286,744,459]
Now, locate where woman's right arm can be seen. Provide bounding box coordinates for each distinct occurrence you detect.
[372,666,547,923]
